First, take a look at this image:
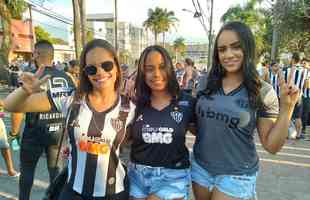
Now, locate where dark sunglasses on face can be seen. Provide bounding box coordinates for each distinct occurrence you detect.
[84,61,114,76]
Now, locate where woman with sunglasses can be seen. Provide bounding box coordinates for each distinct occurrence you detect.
[127,45,196,200]
[192,22,299,200]
[4,39,135,200]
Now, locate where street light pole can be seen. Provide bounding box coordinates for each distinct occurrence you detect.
[207,0,214,70]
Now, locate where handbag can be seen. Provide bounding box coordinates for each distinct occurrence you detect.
[42,102,80,200]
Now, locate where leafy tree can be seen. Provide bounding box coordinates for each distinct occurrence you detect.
[277,0,310,57]
[173,37,186,61]
[0,0,27,67]
[35,26,68,45]
[35,26,53,43]
[143,7,178,45]
[221,0,271,59]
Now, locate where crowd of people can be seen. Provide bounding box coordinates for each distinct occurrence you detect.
[0,21,307,200]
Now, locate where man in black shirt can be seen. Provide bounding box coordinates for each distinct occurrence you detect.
[10,40,75,200]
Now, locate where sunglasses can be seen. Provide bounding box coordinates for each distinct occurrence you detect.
[84,61,114,76]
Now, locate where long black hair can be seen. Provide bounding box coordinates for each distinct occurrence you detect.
[76,39,121,100]
[205,21,263,109]
[134,45,180,108]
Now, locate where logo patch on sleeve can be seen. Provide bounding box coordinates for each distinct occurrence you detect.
[170,111,183,123]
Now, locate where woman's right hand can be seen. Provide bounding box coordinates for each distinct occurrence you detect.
[19,66,50,95]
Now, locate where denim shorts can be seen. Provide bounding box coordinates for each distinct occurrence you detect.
[191,157,257,200]
[128,162,191,199]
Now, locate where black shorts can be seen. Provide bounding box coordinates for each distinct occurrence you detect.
[292,101,303,119]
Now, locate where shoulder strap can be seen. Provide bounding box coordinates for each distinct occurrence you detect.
[55,101,81,167]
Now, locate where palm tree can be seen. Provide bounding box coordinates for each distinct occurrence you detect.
[143,7,178,45]
[0,0,27,67]
[173,37,186,62]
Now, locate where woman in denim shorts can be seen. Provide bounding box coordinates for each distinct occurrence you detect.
[127,45,196,200]
[192,21,300,200]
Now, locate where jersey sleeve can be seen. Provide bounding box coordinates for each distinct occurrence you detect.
[257,81,279,119]
[47,87,75,116]
[126,101,136,126]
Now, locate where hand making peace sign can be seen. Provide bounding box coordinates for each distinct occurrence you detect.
[18,66,50,95]
[277,67,300,108]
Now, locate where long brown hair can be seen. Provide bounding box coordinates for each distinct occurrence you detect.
[205,21,263,109]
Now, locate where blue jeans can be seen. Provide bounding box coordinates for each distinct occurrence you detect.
[128,162,190,199]
[191,157,257,200]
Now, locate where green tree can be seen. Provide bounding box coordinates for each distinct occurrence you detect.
[143,7,178,45]
[221,0,270,59]
[35,26,69,45]
[276,0,310,57]
[34,26,53,43]
[0,0,27,67]
[173,37,186,62]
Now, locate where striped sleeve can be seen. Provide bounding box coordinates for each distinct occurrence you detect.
[257,81,279,118]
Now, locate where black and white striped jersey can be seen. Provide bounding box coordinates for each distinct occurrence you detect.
[283,66,308,92]
[269,67,308,97]
[269,70,280,97]
[47,88,135,197]
[303,68,310,98]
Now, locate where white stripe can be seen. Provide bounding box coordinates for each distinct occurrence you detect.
[257,150,310,159]
[260,158,310,168]
[0,191,17,200]
[255,143,310,152]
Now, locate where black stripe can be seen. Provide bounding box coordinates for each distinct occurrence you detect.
[68,129,77,187]
[294,69,299,85]
[82,112,106,196]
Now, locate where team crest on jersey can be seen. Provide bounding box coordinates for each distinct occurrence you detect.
[110,118,124,132]
[170,111,183,123]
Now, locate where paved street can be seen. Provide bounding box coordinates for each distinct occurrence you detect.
[0,86,310,200]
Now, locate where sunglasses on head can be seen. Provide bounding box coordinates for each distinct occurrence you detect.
[84,61,114,76]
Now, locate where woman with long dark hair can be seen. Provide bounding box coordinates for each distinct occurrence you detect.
[4,39,135,200]
[191,21,299,200]
[128,45,196,200]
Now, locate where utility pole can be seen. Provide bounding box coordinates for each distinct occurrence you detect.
[28,4,35,51]
[80,0,87,46]
[207,0,214,70]
[114,0,118,55]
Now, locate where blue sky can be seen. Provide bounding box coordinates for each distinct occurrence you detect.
[30,0,248,43]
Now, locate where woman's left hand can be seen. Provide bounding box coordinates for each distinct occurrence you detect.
[278,67,300,109]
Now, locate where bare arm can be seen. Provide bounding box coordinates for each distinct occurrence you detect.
[3,68,52,113]
[10,113,24,135]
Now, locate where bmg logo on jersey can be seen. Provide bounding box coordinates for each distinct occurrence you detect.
[77,134,111,155]
[198,106,241,129]
[141,125,174,144]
